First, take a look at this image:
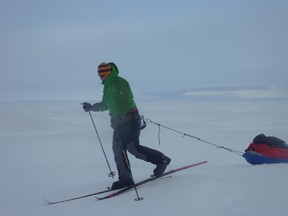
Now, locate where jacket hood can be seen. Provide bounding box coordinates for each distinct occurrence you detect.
[107,62,119,75]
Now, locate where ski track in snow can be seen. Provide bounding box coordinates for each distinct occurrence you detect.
[0,101,288,216]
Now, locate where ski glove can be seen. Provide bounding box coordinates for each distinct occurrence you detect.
[82,102,101,112]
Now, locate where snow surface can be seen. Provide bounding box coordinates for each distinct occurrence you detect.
[1,101,288,216]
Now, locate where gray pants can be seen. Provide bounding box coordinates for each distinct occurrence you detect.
[112,119,163,180]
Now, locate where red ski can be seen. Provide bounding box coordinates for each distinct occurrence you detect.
[96,160,208,201]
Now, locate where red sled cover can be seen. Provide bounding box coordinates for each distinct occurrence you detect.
[243,134,288,164]
[245,143,288,158]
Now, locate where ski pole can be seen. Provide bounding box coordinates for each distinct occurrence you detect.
[86,110,116,178]
[122,149,143,201]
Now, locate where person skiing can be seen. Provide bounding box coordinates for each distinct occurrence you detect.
[82,62,171,190]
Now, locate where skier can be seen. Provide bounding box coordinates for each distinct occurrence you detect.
[82,62,171,190]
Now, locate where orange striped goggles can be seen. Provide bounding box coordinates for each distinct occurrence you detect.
[98,64,112,80]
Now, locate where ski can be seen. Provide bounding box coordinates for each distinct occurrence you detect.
[96,160,208,200]
[44,187,113,205]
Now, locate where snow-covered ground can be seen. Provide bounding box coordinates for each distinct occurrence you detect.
[1,100,287,216]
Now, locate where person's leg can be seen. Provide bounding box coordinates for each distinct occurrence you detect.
[121,119,171,176]
[126,138,164,165]
[111,130,134,189]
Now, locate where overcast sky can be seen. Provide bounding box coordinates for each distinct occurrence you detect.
[0,0,287,101]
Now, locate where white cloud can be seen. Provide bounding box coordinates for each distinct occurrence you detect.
[183,86,288,100]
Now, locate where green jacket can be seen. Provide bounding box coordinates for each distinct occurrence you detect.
[98,63,136,117]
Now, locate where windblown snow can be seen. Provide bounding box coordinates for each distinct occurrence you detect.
[0,101,287,216]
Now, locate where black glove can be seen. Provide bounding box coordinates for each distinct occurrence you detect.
[82,102,101,112]
[82,102,93,112]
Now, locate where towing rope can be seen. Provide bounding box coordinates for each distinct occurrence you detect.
[144,117,244,157]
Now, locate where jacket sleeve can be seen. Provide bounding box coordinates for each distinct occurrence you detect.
[98,98,108,111]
